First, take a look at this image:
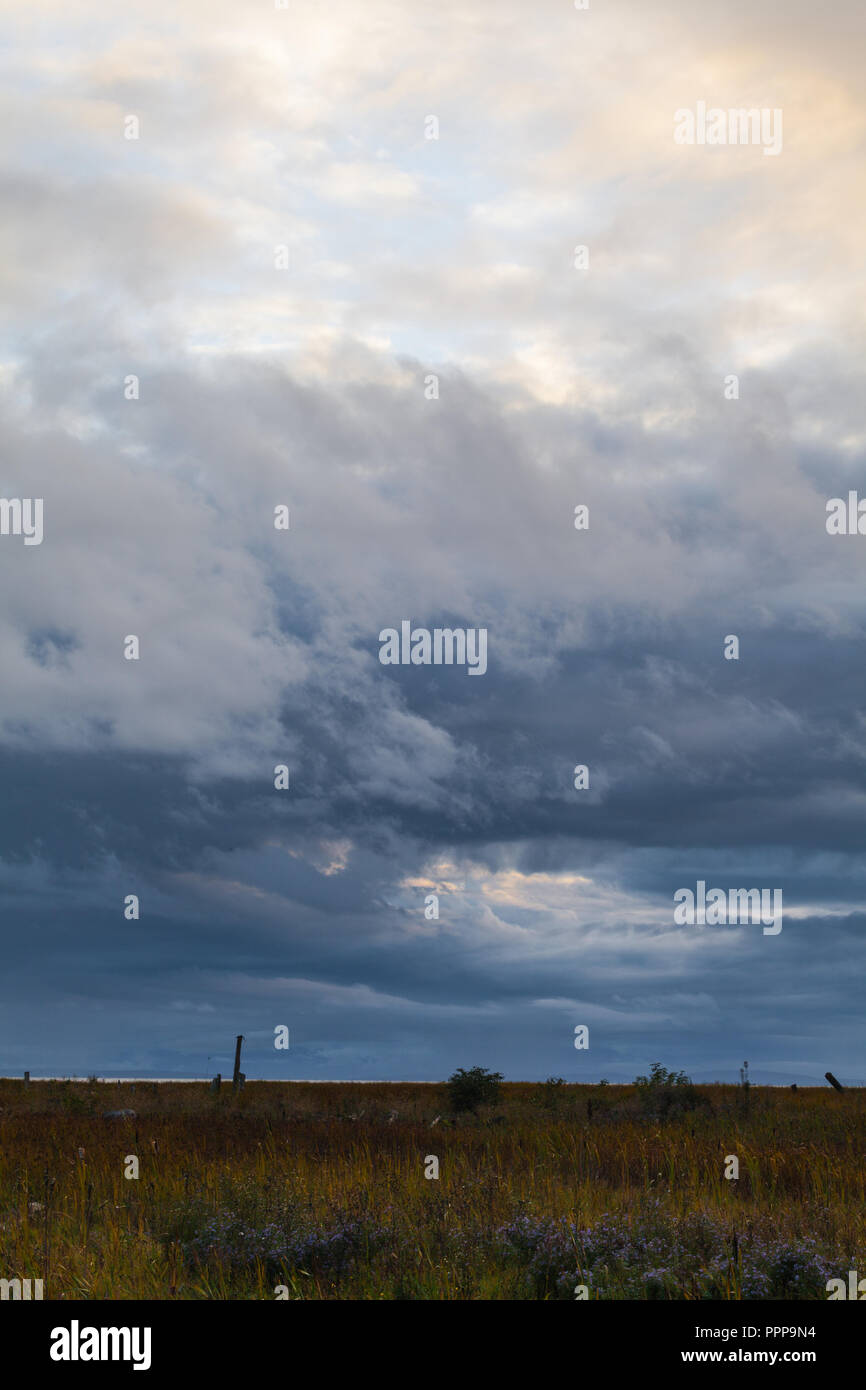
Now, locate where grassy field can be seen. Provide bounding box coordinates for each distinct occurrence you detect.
[0,1078,863,1300]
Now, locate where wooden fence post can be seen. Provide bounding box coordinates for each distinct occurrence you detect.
[232,1036,244,1089]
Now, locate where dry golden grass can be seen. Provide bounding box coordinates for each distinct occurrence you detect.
[0,1079,862,1299]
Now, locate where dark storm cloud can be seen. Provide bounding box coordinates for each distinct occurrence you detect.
[1,351,865,1082]
[2,0,865,1080]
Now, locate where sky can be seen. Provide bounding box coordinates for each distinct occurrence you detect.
[1,0,865,1083]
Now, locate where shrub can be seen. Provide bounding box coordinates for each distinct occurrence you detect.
[446,1066,504,1113]
[533,1077,567,1111]
[634,1062,692,1089]
[633,1062,705,1118]
[495,1203,840,1301]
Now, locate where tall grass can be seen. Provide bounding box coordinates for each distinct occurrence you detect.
[0,1080,862,1299]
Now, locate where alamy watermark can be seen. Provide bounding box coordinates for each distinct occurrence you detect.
[826,493,866,535]
[50,1321,151,1370]
[0,498,43,545]
[1,1277,43,1299]
[674,103,783,156]
[827,1271,866,1299]
[674,880,783,935]
[379,621,487,675]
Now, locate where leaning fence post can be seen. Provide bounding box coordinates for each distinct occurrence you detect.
[825,1071,844,1092]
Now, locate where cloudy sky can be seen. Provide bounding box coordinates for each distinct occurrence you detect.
[1,0,865,1083]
